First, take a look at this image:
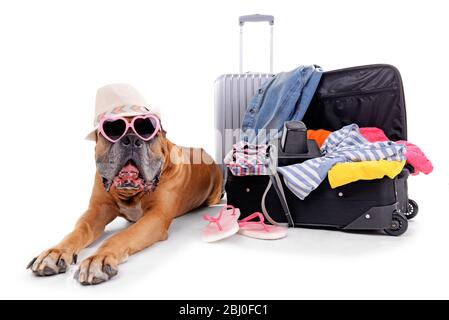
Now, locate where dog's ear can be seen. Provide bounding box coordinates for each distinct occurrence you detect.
[158,118,166,135]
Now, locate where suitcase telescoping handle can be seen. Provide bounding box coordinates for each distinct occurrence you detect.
[238,14,274,74]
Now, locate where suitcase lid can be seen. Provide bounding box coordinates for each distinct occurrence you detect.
[303,64,407,141]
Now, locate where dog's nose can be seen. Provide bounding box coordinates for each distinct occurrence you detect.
[120,134,143,148]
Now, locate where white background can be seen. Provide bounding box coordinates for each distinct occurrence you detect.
[0,0,448,299]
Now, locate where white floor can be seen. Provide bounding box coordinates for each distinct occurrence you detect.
[2,173,448,300]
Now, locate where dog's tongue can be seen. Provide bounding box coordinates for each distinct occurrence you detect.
[120,162,139,177]
[112,161,144,189]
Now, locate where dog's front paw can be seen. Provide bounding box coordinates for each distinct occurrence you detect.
[27,248,77,276]
[74,253,119,285]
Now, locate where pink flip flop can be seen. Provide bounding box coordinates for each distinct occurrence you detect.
[201,205,241,243]
[238,212,288,240]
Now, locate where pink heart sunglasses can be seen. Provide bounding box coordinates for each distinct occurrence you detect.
[98,114,160,143]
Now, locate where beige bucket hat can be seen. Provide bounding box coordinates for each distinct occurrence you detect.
[85,83,161,141]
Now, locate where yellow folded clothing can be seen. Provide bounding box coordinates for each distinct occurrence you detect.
[328,160,406,188]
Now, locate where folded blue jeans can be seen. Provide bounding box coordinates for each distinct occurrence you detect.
[241,65,323,144]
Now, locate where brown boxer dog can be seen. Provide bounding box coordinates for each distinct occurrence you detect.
[27,116,222,285]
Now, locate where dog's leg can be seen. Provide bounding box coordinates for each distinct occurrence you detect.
[74,206,172,285]
[27,203,118,276]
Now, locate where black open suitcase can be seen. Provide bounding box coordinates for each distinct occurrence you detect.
[225,64,418,236]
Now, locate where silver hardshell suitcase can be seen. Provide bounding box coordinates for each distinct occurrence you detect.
[214,15,275,178]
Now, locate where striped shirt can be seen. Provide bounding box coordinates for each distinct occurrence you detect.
[277,124,406,200]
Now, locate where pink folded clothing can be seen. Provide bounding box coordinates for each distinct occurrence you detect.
[224,141,274,176]
[396,140,433,175]
[360,127,433,176]
[359,127,389,142]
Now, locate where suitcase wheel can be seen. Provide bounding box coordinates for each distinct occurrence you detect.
[404,199,419,220]
[384,212,408,236]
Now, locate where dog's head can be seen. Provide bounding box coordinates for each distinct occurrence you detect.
[94,116,165,198]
